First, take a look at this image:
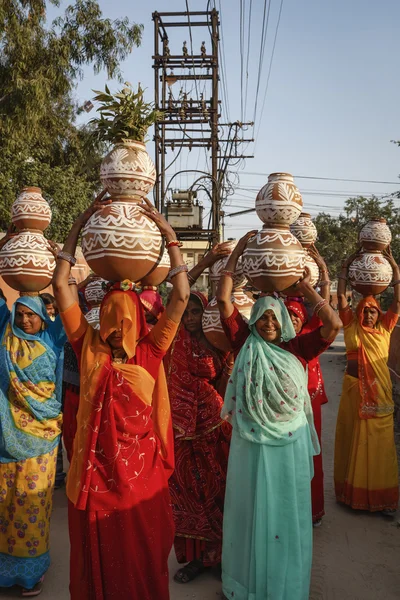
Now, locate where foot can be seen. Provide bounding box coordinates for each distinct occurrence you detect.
[382,508,396,517]
[313,519,322,527]
[22,576,44,597]
[174,559,206,583]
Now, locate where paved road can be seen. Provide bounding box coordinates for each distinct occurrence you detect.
[1,332,399,599]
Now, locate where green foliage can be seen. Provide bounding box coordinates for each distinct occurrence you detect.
[89,83,162,143]
[0,0,142,241]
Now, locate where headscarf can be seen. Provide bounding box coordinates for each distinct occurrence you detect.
[284,299,308,325]
[11,295,50,339]
[355,295,382,333]
[139,288,164,320]
[100,289,148,359]
[189,290,208,310]
[222,296,319,448]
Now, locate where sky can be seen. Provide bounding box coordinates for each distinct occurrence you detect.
[50,0,400,240]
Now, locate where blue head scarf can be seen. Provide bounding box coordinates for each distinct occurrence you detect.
[222,296,319,448]
[11,295,51,340]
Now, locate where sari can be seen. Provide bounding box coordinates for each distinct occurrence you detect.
[221,296,330,600]
[334,296,399,511]
[285,299,327,522]
[0,296,65,590]
[60,287,178,600]
[165,292,232,567]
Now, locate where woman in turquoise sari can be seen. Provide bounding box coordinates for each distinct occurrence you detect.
[0,295,66,597]
[216,233,341,600]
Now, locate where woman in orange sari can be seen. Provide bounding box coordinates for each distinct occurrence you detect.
[52,194,190,600]
[334,248,400,513]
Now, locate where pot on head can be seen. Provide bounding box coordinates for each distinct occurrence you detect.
[255,173,303,226]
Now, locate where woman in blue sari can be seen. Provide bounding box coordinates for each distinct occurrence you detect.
[0,295,66,597]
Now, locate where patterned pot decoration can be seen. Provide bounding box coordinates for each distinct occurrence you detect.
[348,252,393,297]
[202,291,254,352]
[210,240,247,290]
[84,276,107,307]
[283,254,320,296]
[140,247,170,287]
[100,141,156,200]
[359,219,392,252]
[11,187,52,232]
[242,227,306,293]
[85,307,100,330]
[0,232,55,292]
[255,173,303,226]
[290,212,317,248]
[81,201,164,282]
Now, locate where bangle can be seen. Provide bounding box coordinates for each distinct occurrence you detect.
[221,270,235,278]
[68,276,77,286]
[166,239,183,248]
[168,264,188,280]
[313,299,328,316]
[57,251,77,266]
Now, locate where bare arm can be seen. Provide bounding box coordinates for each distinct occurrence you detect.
[337,248,361,311]
[295,270,342,341]
[216,230,257,319]
[141,200,189,323]
[384,246,400,314]
[188,243,231,286]
[308,244,330,302]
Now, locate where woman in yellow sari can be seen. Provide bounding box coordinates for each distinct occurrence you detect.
[334,248,400,512]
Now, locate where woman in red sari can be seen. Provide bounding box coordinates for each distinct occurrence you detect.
[165,290,232,584]
[53,194,190,600]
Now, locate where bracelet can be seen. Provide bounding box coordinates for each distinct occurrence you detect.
[142,285,157,291]
[319,280,330,287]
[168,264,188,280]
[221,270,235,278]
[166,239,183,248]
[57,251,77,266]
[313,299,328,316]
[187,273,196,286]
[68,276,77,286]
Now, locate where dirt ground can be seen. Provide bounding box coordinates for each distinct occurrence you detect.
[0,331,399,599]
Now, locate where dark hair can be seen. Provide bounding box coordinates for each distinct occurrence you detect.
[40,293,56,306]
[189,293,204,309]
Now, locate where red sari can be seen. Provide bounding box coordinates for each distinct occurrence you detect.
[285,301,328,522]
[165,324,232,567]
[60,290,177,600]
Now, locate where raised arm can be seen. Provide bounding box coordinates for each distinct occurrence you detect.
[187,243,231,286]
[140,200,189,323]
[337,249,360,311]
[308,244,330,302]
[216,230,257,319]
[383,246,400,314]
[52,191,110,313]
[295,269,342,341]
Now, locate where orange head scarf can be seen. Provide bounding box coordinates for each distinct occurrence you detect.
[355,295,383,335]
[99,289,148,359]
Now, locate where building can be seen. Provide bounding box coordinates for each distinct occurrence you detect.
[181,240,210,291]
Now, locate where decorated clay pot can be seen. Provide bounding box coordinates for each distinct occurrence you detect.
[81,201,164,282]
[283,254,320,296]
[139,247,170,287]
[84,276,107,307]
[242,227,306,293]
[202,291,254,352]
[85,307,100,330]
[359,219,392,252]
[11,187,52,232]
[348,252,393,296]
[100,141,156,200]
[290,212,317,248]
[0,232,55,292]
[210,240,247,290]
[255,173,303,226]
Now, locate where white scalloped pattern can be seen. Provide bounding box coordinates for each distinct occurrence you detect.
[349,254,392,285]
[0,233,55,277]
[290,216,318,245]
[359,222,392,245]
[85,307,100,330]
[84,278,107,305]
[100,143,156,198]
[305,256,320,287]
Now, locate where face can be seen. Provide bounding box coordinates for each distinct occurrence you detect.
[107,327,123,349]
[288,310,303,334]
[14,304,42,335]
[45,304,56,317]
[362,306,379,327]
[255,309,281,343]
[182,300,203,334]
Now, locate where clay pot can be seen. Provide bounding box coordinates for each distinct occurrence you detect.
[84,276,107,307]
[348,252,393,296]
[100,141,156,200]
[242,227,306,293]
[140,247,170,287]
[85,307,100,330]
[283,255,320,296]
[11,187,52,232]
[255,173,303,226]
[290,212,317,248]
[359,219,392,252]
[0,232,55,292]
[210,240,247,290]
[202,291,254,352]
[81,201,164,282]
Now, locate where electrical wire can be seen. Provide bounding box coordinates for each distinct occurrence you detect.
[252,0,271,128]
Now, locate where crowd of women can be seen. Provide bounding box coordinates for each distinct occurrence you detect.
[0,196,398,599]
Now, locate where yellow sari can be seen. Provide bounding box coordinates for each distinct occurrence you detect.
[334,297,399,511]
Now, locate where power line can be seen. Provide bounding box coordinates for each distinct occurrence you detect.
[253,0,271,127]
[239,172,400,185]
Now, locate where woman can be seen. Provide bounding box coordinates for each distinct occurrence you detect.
[39,293,58,321]
[284,245,330,525]
[217,232,341,600]
[0,281,66,596]
[165,285,233,584]
[334,247,400,513]
[52,194,189,600]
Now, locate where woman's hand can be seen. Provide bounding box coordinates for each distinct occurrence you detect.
[232,230,258,257]
[383,245,399,271]
[47,240,61,260]
[202,242,232,267]
[78,190,111,228]
[308,244,328,272]
[292,266,311,295]
[140,198,176,241]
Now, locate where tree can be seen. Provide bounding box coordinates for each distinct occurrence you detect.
[0,0,143,241]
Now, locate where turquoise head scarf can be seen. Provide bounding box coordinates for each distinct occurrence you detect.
[222,296,319,447]
[11,296,50,340]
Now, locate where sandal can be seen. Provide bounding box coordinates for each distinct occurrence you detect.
[22,576,44,597]
[174,559,206,583]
